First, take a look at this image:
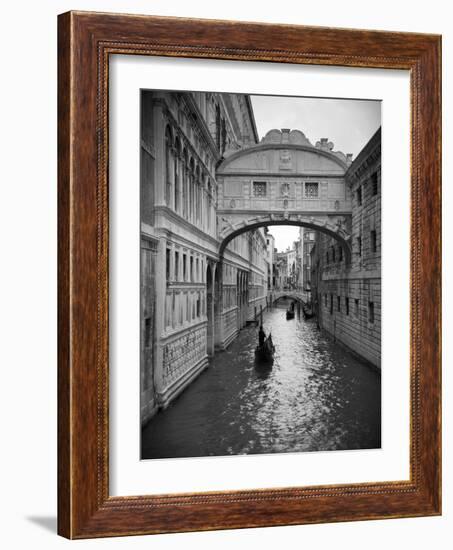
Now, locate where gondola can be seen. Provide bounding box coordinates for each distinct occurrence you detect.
[255,335,275,363]
[302,303,315,320]
[286,308,295,320]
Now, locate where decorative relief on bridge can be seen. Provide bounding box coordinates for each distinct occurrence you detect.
[279,150,293,171]
[162,326,207,386]
[254,152,268,170]
[280,183,290,197]
[261,128,311,146]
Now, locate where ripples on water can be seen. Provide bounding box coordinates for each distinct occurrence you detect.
[141,302,381,459]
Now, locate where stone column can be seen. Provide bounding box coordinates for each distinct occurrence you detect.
[154,237,167,401]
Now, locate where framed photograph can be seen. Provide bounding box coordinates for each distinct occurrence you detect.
[58,11,441,539]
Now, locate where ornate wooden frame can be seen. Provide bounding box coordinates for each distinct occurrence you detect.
[58,11,441,539]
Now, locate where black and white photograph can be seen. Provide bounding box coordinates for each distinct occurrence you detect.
[1,0,448,546]
[140,90,381,460]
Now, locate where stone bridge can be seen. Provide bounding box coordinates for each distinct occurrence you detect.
[216,128,353,262]
[269,290,310,306]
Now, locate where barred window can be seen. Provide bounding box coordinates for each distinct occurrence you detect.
[357,186,362,206]
[368,301,375,323]
[371,230,377,253]
[253,181,267,197]
[371,172,378,195]
[305,182,319,198]
[357,236,362,257]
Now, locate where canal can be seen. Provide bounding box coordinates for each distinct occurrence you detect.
[141,301,381,459]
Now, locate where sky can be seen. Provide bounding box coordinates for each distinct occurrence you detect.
[249,94,381,251]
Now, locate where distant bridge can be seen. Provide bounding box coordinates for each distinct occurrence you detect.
[269,290,310,305]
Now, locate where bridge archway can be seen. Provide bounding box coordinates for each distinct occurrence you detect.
[218,216,351,264]
[271,293,306,306]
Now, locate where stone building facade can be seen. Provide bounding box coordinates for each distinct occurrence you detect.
[140,90,268,424]
[310,128,381,368]
[298,227,316,291]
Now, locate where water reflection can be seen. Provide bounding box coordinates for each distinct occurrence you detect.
[141,300,381,459]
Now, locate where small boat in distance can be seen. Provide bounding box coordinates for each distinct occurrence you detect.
[302,303,315,320]
[286,300,296,320]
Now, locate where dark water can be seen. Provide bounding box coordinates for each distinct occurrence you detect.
[141,303,381,459]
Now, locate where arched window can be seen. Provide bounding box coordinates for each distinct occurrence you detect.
[195,165,201,223]
[174,136,181,213]
[182,148,188,219]
[189,158,195,223]
[207,178,212,232]
[165,126,173,208]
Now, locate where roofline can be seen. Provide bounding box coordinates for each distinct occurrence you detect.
[218,142,349,172]
[346,126,381,177]
[245,95,260,144]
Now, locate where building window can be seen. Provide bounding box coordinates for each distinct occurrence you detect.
[371,230,377,253]
[196,258,199,282]
[305,182,319,198]
[357,236,362,257]
[368,301,375,323]
[190,256,194,282]
[332,246,336,262]
[357,186,362,206]
[221,117,227,154]
[253,181,267,197]
[166,248,171,281]
[371,172,378,195]
[330,294,333,315]
[337,296,341,312]
[144,317,152,348]
[355,298,359,316]
[165,126,173,208]
[326,251,329,264]
[174,251,179,281]
[183,254,187,280]
[215,104,221,151]
[346,297,350,315]
[338,245,343,262]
